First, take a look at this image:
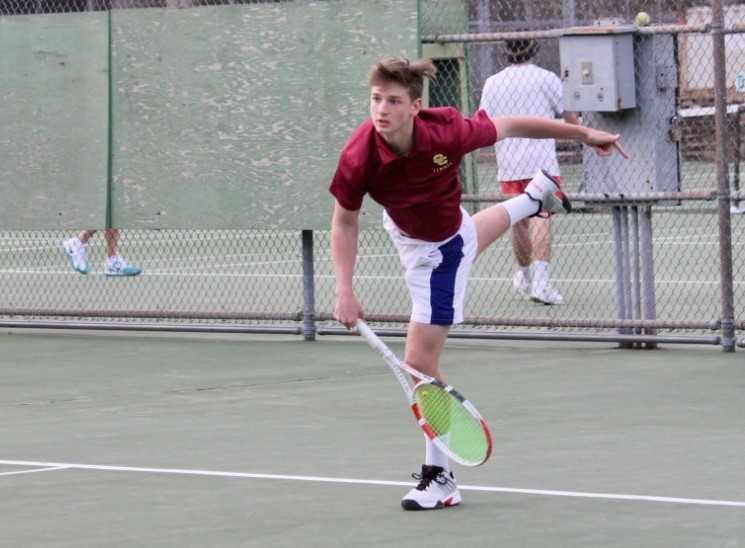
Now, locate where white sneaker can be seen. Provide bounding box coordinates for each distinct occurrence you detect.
[401,465,461,511]
[62,238,89,274]
[512,270,531,299]
[530,278,564,305]
[524,170,572,216]
[104,255,142,277]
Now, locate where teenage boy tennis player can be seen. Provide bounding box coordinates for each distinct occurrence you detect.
[329,58,626,511]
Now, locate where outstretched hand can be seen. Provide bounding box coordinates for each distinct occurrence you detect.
[584,128,629,159]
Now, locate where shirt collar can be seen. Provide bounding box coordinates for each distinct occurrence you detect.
[412,115,432,153]
[373,115,432,166]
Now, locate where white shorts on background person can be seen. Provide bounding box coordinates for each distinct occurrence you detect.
[383,207,477,326]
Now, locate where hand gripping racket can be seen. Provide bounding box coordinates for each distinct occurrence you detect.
[356,319,492,467]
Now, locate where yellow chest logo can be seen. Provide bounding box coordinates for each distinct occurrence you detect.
[433,153,449,167]
[433,153,451,173]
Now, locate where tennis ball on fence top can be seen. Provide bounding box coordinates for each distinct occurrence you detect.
[634,11,651,26]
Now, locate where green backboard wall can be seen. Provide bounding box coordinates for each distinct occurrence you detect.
[0,13,109,229]
[0,0,418,230]
[111,0,418,229]
[419,0,468,36]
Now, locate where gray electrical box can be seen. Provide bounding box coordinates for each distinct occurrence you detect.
[560,26,636,112]
[581,33,680,194]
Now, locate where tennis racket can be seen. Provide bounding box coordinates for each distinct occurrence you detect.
[356,319,492,467]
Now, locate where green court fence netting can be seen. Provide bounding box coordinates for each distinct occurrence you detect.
[1,0,743,350]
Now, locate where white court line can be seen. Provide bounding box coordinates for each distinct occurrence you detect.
[1,459,743,508]
[0,269,308,278]
[0,270,741,286]
[0,269,707,286]
[0,466,68,477]
[0,232,728,256]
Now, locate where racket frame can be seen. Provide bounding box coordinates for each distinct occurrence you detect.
[356,319,492,467]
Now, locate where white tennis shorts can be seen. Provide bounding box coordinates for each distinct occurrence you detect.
[383,207,477,326]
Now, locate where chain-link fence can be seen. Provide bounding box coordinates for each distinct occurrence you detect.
[420,0,744,350]
[0,0,292,14]
[1,0,743,349]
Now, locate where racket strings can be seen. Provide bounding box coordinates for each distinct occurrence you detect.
[414,383,488,465]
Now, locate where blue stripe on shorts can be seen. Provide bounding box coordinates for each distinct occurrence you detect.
[429,235,465,325]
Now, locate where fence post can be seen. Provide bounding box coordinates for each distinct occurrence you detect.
[612,207,633,348]
[640,206,658,349]
[711,0,736,352]
[301,229,316,341]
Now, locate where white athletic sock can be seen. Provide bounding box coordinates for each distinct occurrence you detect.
[425,437,449,470]
[520,265,532,283]
[501,194,541,226]
[532,260,550,281]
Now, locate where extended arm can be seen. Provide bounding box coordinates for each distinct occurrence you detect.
[491,115,627,158]
[562,111,580,125]
[331,200,364,328]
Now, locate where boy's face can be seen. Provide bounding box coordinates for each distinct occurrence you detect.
[369,82,421,140]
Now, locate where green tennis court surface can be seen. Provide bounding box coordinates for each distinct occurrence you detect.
[1,330,743,547]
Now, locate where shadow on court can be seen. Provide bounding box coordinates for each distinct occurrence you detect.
[1,330,743,547]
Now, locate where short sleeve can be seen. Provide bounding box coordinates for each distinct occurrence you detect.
[456,108,498,154]
[479,78,496,117]
[548,73,564,117]
[329,154,365,211]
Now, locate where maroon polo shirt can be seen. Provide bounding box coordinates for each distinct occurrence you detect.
[329,107,497,241]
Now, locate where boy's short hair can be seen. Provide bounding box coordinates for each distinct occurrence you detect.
[505,39,539,64]
[368,58,437,101]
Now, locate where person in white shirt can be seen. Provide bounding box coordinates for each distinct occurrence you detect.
[479,39,580,305]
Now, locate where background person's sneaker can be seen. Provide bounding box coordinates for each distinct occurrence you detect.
[104,256,142,277]
[530,278,564,305]
[62,238,89,274]
[512,269,531,299]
